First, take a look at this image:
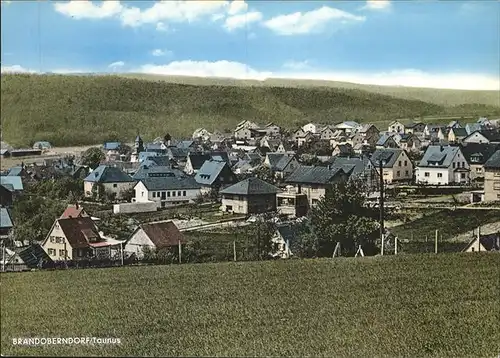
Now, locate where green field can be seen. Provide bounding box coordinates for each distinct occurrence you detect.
[1,254,499,357]
[2,74,499,147]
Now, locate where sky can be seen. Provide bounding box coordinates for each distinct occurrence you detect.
[1,0,499,90]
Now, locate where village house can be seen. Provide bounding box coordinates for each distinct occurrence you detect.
[219,177,281,215]
[462,232,500,252]
[41,217,123,262]
[463,130,500,145]
[264,153,299,179]
[276,185,308,218]
[370,148,414,183]
[32,141,52,150]
[194,159,238,193]
[124,221,185,259]
[301,122,321,134]
[388,121,405,133]
[448,127,468,143]
[60,204,89,219]
[276,141,294,154]
[404,122,426,134]
[192,128,212,141]
[296,131,315,147]
[393,133,421,152]
[460,143,500,181]
[416,145,470,185]
[358,124,380,139]
[332,144,354,157]
[437,127,449,141]
[83,165,135,199]
[261,123,281,137]
[376,134,398,149]
[319,126,337,141]
[259,136,281,152]
[0,207,13,241]
[132,165,182,181]
[335,121,361,134]
[184,153,211,175]
[285,166,349,207]
[166,147,190,167]
[0,175,24,192]
[483,150,500,202]
[292,128,306,142]
[134,176,201,208]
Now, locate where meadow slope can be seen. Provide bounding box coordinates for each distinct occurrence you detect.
[1,254,499,357]
[2,74,499,147]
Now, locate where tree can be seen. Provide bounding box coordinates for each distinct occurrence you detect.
[81,147,105,169]
[252,165,274,183]
[308,180,379,256]
[244,212,278,260]
[117,144,132,156]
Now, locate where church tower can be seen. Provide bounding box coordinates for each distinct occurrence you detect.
[131,134,144,163]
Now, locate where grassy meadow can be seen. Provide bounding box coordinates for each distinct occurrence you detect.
[2,74,500,147]
[1,254,499,357]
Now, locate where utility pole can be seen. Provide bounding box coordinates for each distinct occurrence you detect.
[233,240,237,262]
[1,241,5,272]
[178,239,182,264]
[435,229,439,254]
[379,159,385,256]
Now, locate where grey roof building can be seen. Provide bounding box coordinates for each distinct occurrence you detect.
[194,160,237,187]
[370,148,403,168]
[138,176,202,191]
[84,165,134,183]
[220,177,281,196]
[285,166,348,185]
[132,165,183,181]
[418,146,461,168]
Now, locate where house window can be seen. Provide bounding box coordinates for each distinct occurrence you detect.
[437,173,443,178]
[396,171,400,177]
[48,248,56,256]
[493,182,500,190]
[424,172,430,177]
[113,184,118,188]
[59,249,66,257]
[183,191,186,196]
[462,162,465,168]
[471,247,475,252]
[141,191,144,197]
[476,168,482,173]
[461,173,466,179]
[398,161,402,166]
[452,162,455,169]
[50,237,55,243]
[167,192,171,197]
[404,160,407,166]
[178,191,182,196]
[173,191,176,197]
[405,170,409,176]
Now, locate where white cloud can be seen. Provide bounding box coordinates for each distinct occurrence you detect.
[136,60,271,80]
[54,0,123,20]
[224,11,263,31]
[151,49,173,57]
[1,65,38,74]
[361,0,391,11]
[156,22,168,32]
[134,60,500,90]
[119,1,232,28]
[108,61,125,70]
[263,6,366,36]
[228,0,247,15]
[283,60,312,71]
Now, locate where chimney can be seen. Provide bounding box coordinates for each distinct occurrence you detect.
[440,145,444,152]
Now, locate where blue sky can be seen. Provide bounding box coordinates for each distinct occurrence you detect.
[1,0,499,90]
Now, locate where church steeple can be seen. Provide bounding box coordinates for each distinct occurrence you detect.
[134,132,144,153]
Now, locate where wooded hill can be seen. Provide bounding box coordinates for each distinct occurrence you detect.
[2,74,499,147]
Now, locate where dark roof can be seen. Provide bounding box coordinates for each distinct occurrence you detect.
[195,160,231,185]
[167,147,190,159]
[451,127,468,137]
[370,149,403,168]
[478,130,500,142]
[187,153,211,170]
[7,166,24,176]
[220,177,281,196]
[132,165,181,180]
[84,165,134,183]
[460,143,500,165]
[17,243,53,268]
[140,221,186,248]
[329,156,370,177]
[405,122,424,129]
[143,156,171,167]
[138,176,201,191]
[56,217,103,249]
[463,234,500,252]
[177,140,195,149]
[0,207,13,229]
[1,183,14,192]
[285,166,346,185]
[266,153,295,171]
[484,150,500,169]
[376,134,395,146]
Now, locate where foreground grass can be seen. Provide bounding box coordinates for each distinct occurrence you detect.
[1,254,499,357]
[3,74,500,147]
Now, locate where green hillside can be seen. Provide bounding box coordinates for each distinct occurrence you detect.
[2,74,499,147]
[1,254,498,357]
